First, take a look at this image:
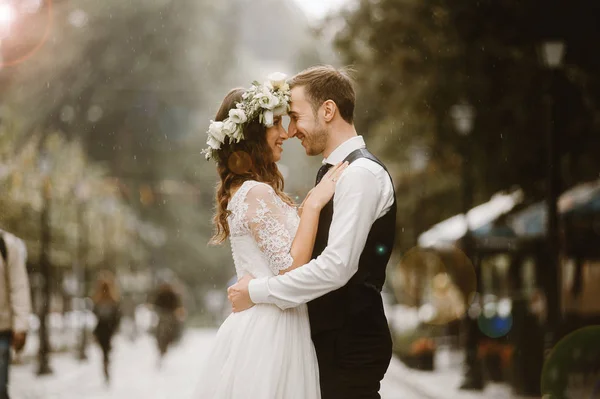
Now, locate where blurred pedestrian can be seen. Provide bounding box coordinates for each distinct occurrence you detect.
[152,282,184,363]
[120,294,138,342]
[0,230,31,399]
[91,273,121,384]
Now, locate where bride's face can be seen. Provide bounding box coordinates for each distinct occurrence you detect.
[266,115,288,162]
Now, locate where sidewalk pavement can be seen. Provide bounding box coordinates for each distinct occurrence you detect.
[381,348,539,399]
[10,329,538,399]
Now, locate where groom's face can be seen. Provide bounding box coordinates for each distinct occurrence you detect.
[288,86,328,156]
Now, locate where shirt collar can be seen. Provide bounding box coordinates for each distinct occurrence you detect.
[323,136,366,165]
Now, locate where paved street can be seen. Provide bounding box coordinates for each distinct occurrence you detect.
[9,328,519,399]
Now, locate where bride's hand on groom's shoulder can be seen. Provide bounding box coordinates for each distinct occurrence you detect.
[228,274,255,313]
[305,161,349,210]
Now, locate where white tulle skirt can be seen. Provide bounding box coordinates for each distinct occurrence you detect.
[192,303,320,399]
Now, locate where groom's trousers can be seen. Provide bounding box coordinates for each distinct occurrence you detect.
[311,302,392,399]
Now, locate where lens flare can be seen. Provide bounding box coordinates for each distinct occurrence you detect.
[1,0,53,68]
[477,314,513,338]
[541,326,600,398]
[0,3,15,27]
[393,246,477,325]
[227,151,253,175]
[376,244,387,256]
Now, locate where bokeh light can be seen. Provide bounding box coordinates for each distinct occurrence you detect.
[477,314,513,338]
[376,244,388,256]
[393,246,477,325]
[68,9,88,28]
[227,151,253,175]
[541,326,600,398]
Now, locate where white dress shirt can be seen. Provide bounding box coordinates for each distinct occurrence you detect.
[248,136,395,309]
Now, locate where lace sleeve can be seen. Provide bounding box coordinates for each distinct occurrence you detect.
[244,183,294,274]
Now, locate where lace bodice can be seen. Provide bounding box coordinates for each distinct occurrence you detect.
[227,180,299,278]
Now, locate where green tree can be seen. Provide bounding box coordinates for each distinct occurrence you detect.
[335,0,600,249]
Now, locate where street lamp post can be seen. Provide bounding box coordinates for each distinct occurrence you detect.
[451,102,482,390]
[451,103,476,222]
[37,153,52,375]
[539,40,565,354]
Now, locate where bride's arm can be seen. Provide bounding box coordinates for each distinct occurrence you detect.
[280,202,321,275]
[279,163,348,275]
[245,163,347,277]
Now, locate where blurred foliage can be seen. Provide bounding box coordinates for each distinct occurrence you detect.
[0,126,160,272]
[335,0,600,251]
[0,0,327,313]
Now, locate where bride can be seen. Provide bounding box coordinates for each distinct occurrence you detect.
[193,74,347,398]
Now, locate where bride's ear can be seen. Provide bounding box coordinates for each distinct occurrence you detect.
[322,100,337,122]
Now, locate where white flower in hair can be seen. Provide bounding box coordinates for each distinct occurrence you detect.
[259,93,280,110]
[207,135,222,150]
[223,120,244,143]
[202,72,291,161]
[228,109,247,124]
[231,125,244,142]
[207,121,226,144]
[222,119,236,135]
[268,72,287,89]
[263,110,274,127]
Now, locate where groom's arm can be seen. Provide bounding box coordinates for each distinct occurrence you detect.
[248,165,390,310]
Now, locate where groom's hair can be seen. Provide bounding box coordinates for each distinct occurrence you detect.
[289,65,355,124]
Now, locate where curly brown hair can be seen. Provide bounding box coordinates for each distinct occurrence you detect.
[209,88,294,245]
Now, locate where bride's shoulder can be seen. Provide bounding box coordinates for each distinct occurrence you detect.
[243,181,275,198]
[231,180,272,201]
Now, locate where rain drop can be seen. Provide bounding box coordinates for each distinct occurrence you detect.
[68,9,88,28]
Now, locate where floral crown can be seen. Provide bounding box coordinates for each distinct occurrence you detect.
[202,72,291,161]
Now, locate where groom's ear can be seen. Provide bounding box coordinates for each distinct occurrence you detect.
[322,100,337,122]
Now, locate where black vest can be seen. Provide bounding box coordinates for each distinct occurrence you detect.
[307,148,397,335]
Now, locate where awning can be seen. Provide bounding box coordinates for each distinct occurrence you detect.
[418,189,524,249]
[508,179,600,239]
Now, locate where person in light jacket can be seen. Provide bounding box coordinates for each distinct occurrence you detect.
[0,230,31,399]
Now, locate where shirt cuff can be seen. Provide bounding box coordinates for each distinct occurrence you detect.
[248,277,270,304]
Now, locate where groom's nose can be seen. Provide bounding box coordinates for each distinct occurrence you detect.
[288,120,297,137]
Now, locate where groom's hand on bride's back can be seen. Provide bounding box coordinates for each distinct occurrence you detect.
[228,274,255,312]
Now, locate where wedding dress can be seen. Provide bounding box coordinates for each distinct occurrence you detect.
[193,180,320,399]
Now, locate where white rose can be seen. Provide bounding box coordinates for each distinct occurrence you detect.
[268,72,287,89]
[219,119,243,142]
[208,121,226,142]
[259,93,280,109]
[207,136,222,150]
[228,108,247,124]
[263,80,274,90]
[263,110,274,127]
[261,85,272,96]
[221,120,236,136]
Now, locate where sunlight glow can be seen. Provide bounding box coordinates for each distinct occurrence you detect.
[0,3,15,27]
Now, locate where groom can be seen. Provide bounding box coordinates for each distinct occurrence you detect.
[228,65,397,399]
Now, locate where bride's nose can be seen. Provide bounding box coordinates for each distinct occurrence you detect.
[280,125,289,140]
